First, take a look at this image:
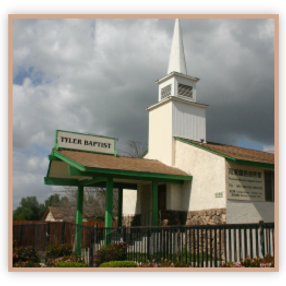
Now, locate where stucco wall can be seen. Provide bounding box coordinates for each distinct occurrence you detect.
[148,101,173,166]
[226,200,274,223]
[225,161,274,223]
[122,189,137,215]
[174,140,226,211]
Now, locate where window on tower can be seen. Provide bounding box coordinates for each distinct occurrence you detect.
[161,84,172,99]
[178,83,193,98]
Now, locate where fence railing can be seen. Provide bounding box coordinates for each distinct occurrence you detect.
[13,221,274,267]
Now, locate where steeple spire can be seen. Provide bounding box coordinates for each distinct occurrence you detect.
[167,19,187,75]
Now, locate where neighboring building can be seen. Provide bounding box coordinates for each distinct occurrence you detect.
[123,19,274,225]
[42,206,97,222]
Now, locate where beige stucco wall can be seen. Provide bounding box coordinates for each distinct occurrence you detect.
[174,140,227,211]
[148,101,173,166]
[122,189,137,215]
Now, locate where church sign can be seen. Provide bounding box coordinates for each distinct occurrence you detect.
[54,130,117,155]
[227,166,264,202]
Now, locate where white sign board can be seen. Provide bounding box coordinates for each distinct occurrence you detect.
[55,130,116,155]
[227,166,264,201]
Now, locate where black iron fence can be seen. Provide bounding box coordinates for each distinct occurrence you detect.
[13,221,274,267]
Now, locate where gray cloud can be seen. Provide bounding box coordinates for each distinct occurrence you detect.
[12,18,274,207]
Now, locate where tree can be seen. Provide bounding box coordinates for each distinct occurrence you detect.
[44,193,62,208]
[13,196,45,221]
[51,187,118,221]
[119,141,147,158]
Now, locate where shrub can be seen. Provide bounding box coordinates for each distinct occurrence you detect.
[13,245,40,265]
[139,258,190,267]
[99,261,138,267]
[93,242,127,266]
[46,253,85,267]
[13,261,41,267]
[221,254,274,267]
[55,261,88,267]
[46,244,72,260]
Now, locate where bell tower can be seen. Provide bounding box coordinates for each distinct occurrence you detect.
[146,19,208,166]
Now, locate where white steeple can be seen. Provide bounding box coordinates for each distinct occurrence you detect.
[167,19,187,75]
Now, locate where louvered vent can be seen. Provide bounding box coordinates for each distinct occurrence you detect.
[178,83,193,98]
[161,84,171,99]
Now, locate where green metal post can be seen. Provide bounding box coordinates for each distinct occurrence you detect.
[117,187,123,228]
[105,177,113,246]
[152,181,158,226]
[75,185,84,255]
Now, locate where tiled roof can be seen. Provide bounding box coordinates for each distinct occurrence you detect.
[176,138,274,164]
[57,149,190,176]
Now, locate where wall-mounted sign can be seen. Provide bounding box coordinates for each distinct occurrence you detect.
[227,165,264,202]
[54,130,117,155]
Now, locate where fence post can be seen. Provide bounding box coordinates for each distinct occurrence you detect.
[259,220,265,258]
[123,226,126,243]
[177,228,181,262]
[19,224,23,246]
[147,228,151,261]
[89,227,94,267]
[34,223,38,250]
[46,222,50,247]
[62,221,65,244]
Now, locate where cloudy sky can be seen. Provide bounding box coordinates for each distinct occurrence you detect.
[12,17,275,209]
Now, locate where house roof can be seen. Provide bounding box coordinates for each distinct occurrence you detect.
[175,137,274,165]
[42,206,94,221]
[56,149,190,177]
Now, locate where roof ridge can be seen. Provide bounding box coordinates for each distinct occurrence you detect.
[176,137,274,155]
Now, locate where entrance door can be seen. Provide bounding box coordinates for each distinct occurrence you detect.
[158,184,166,220]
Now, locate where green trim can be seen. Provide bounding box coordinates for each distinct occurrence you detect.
[231,159,275,170]
[52,150,86,171]
[140,149,148,158]
[75,185,84,255]
[44,177,79,186]
[117,188,123,228]
[175,137,274,169]
[78,177,105,186]
[55,129,118,141]
[44,176,137,189]
[175,137,235,161]
[46,160,52,177]
[68,166,190,184]
[48,155,61,161]
[105,177,113,246]
[54,130,59,149]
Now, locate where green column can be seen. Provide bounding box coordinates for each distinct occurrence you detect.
[152,181,158,226]
[105,177,113,245]
[75,185,84,255]
[117,187,123,228]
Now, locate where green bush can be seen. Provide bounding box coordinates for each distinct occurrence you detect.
[55,261,88,267]
[46,253,85,267]
[13,261,41,267]
[13,245,40,265]
[46,244,72,260]
[99,261,138,267]
[93,243,127,266]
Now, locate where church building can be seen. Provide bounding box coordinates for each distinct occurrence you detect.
[44,19,275,242]
[123,19,274,226]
